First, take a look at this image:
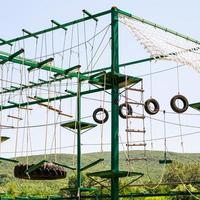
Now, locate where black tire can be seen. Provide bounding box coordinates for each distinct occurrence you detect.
[93,108,109,124]
[170,95,188,113]
[144,98,160,115]
[14,163,66,180]
[119,103,133,119]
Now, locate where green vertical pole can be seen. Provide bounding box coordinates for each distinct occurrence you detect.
[111,6,119,200]
[77,70,81,198]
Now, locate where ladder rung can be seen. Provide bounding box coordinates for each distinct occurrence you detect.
[18,106,33,111]
[127,157,147,161]
[58,112,73,118]
[7,115,23,120]
[126,115,145,119]
[126,129,146,133]
[126,143,146,147]
[126,88,144,92]
[126,102,144,106]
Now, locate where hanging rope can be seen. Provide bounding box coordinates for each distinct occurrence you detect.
[99,72,106,152]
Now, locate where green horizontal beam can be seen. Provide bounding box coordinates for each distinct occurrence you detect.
[0,87,104,111]
[0,50,64,74]
[0,38,12,46]
[117,8,200,45]
[0,49,24,65]
[25,160,48,173]
[80,158,104,171]
[51,20,68,31]
[0,157,19,163]
[28,57,54,71]
[83,9,98,22]
[82,57,154,75]
[0,9,111,46]
[22,29,39,39]
[52,162,76,170]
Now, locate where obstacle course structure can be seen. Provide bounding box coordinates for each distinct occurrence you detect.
[1,6,200,200]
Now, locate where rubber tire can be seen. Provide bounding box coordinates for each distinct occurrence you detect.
[93,108,109,124]
[119,103,133,119]
[14,163,66,180]
[170,95,188,113]
[144,98,160,115]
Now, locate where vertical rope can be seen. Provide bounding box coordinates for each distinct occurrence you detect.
[100,73,106,153]
[163,110,167,161]
[176,63,184,153]
[149,61,153,150]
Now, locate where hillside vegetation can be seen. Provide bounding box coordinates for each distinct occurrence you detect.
[0,150,200,199]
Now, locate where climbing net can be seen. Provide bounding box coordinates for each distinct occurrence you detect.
[119,14,200,74]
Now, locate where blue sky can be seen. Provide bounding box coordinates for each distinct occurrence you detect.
[1,0,200,157]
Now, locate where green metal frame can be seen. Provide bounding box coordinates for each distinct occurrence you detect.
[1,6,200,200]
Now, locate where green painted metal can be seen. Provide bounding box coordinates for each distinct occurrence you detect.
[22,29,39,39]
[52,162,76,170]
[82,9,98,22]
[189,102,200,111]
[0,10,111,46]
[1,7,197,199]
[82,57,154,75]
[0,157,19,163]
[159,159,173,164]
[80,159,104,171]
[89,71,142,89]
[61,187,97,192]
[0,136,10,143]
[87,170,144,178]
[28,57,54,71]
[0,50,64,74]
[61,121,97,131]
[24,160,48,173]
[0,38,12,46]
[0,76,69,95]
[51,20,68,31]
[111,6,119,200]
[0,49,24,65]
[0,88,104,110]
[117,8,200,45]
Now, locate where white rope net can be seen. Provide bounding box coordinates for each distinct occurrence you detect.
[119,14,200,73]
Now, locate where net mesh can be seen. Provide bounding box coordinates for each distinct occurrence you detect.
[119,14,200,73]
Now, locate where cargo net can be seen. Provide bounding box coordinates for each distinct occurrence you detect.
[119,14,200,73]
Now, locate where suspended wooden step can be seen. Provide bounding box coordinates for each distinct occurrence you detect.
[7,115,23,120]
[89,72,142,89]
[126,88,144,92]
[126,101,144,106]
[61,120,97,131]
[126,143,146,147]
[14,161,67,180]
[87,170,144,179]
[0,136,9,143]
[125,115,145,119]
[28,96,72,118]
[127,157,147,161]
[159,159,173,164]
[61,187,97,192]
[125,129,146,133]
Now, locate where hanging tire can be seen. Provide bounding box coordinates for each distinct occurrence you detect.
[170,95,188,113]
[14,163,67,180]
[144,98,160,115]
[93,108,109,124]
[119,103,133,119]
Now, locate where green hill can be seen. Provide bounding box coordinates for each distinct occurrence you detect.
[0,150,199,197]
